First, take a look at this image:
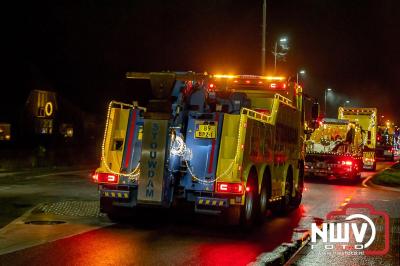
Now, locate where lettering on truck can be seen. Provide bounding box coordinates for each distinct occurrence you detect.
[146,123,159,198]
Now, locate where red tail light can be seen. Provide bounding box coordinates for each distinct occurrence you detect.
[92,173,98,183]
[339,160,353,166]
[97,173,119,184]
[217,182,243,194]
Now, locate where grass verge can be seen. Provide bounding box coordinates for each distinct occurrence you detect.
[372,163,400,187]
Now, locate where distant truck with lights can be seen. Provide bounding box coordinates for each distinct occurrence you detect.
[376,124,400,161]
[93,72,306,226]
[338,107,377,170]
[305,118,363,181]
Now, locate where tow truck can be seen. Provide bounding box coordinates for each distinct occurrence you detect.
[376,124,400,161]
[305,118,363,181]
[93,72,306,226]
[338,107,378,170]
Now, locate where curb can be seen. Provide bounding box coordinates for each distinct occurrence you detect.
[249,231,311,266]
[367,180,400,193]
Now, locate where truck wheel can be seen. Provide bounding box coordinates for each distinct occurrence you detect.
[273,168,293,215]
[352,174,361,184]
[291,162,304,208]
[240,176,257,228]
[258,182,268,216]
[256,172,271,223]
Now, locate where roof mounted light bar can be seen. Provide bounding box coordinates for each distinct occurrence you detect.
[211,74,286,81]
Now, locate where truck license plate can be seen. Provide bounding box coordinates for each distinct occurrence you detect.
[195,123,216,139]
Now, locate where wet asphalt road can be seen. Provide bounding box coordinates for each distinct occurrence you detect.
[0,168,98,228]
[0,162,398,266]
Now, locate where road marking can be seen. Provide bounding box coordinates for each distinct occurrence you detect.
[362,163,394,188]
[362,175,374,187]
[25,170,91,180]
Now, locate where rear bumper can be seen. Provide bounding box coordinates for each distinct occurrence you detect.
[100,186,138,208]
[99,186,243,213]
[305,168,359,179]
[362,164,374,170]
[194,197,230,215]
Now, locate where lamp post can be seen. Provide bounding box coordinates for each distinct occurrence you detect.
[297,69,306,84]
[324,88,332,116]
[261,0,267,74]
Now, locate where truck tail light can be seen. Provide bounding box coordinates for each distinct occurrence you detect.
[97,173,119,184]
[217,182,243,194]
[92,172,98,183]
[339,160,353,166]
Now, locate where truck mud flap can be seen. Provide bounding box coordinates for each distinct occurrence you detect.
[137,119,168,205]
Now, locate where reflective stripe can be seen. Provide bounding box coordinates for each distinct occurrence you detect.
[124,110,137,169]
[208,113,219,173]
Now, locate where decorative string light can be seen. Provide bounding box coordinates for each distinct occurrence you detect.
[99,93,291,184]
[100,101,141,181]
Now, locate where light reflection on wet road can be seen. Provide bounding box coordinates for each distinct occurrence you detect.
[0,162,397,266]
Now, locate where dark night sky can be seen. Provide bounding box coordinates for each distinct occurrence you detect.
[3,0,400,123]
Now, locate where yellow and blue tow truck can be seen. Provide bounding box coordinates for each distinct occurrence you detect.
[93,72,306,226]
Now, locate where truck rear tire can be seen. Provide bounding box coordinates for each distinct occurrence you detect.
[352,174,361,184]
[240,181,256,228]
[272,168,293,215]
[291,162,304,208]
[256,170,271,223]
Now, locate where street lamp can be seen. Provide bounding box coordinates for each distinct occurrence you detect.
[344,100,350,107]
[297,69,306,84]
[273,36,289,72]
[324,88,332,116]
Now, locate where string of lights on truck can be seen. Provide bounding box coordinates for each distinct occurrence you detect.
[101,101,141,180]
[100,93,292,184]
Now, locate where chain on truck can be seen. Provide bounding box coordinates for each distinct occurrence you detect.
[92,72,306,226]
